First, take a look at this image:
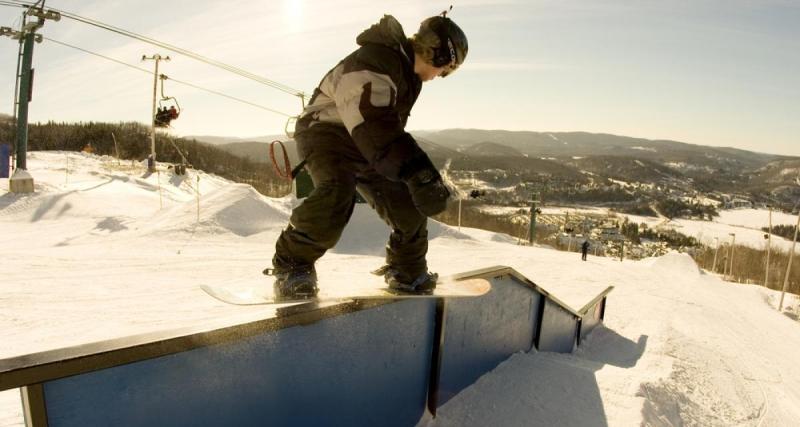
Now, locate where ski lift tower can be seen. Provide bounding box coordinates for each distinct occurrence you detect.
[142,54,170,173]
[528,193,542,245]
[1,3,60,193]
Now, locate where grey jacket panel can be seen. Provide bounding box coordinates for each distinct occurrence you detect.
[295,15,428,181]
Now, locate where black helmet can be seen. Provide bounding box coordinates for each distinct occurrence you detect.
[417,14,468,77]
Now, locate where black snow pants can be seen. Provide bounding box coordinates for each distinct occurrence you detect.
[273,124,428,281]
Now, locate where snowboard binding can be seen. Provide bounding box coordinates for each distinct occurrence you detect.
[264,266,319,301]
[372,265,438,295]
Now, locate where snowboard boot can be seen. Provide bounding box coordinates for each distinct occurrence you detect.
[375,265,438,295]
[264,265,319,301]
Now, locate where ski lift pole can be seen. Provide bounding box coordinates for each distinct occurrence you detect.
[458,198,462,232]
[727,233,736,281]
[528,193,540,245]
[111,132,120,165]
[196,174,201,223]
[778,212,800,311]
[8,21,23,172]
[765,207,772,287]
[712,237,720,273]
[7,24,36,192]
[4,5,60,188]
[142,54,170,172]
[14,22,35,172]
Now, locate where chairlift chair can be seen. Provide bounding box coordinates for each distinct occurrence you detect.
[153,74,181,127]
[154,107,170,127]
[158,97,181,118]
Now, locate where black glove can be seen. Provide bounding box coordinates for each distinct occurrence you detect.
[406,167,451,216]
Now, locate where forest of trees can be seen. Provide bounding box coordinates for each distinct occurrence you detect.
[692,242,800,295]
[656,198,719,220]
[541,187,639,204]
[763,224,798,241]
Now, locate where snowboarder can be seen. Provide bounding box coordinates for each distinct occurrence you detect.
[581,240,590,261]
[267,12,468,301]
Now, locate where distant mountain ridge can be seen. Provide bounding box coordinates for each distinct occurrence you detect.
[413,129,789,167]
[462,141,524,157]
[198,128,799,208]
[184,134,286,145]
[209,135,466,170]
[410,129,800,195]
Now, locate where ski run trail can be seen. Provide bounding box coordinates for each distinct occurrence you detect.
[1,152,799,426]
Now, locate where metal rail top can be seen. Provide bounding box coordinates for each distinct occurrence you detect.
[455,266,613,318]
[0,265,612,392]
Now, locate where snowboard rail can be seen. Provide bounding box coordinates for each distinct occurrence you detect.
[1,265,613,426]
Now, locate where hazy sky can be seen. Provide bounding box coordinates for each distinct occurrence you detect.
[1,0,798,155]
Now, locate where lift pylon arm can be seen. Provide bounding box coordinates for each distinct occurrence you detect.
[26,7,61,22]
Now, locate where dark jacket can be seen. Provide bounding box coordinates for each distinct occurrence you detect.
[295,15,432,181]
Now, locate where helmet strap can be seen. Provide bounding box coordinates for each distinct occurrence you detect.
[426,6,458,68]
[432,17,455,67]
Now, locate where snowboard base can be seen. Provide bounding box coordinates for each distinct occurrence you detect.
[201,276,491,306]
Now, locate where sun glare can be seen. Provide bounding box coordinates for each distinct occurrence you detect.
[283,0,303,27]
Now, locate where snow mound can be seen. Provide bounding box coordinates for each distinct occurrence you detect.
[1,176,149,222]
[147,184,290,237]
[642,251,703,278]
[333,204,479,256]
[333,205,392,255]
[433,352,608,426]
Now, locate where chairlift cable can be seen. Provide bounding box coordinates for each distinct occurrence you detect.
[0,0,24,9]
[3,0,307,100]
[43,36,295,117]
[167,78,294,118]
[44,36,150,73]
[0,2,22,27]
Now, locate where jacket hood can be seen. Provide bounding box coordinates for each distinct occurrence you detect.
[356,15,409,52]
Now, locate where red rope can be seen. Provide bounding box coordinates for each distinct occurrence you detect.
[269,140,292,181]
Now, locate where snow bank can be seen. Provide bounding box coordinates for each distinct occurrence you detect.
[333,204,485,256]
[641,251,702,278]
[430,352,609,426]
[147,184,290,237]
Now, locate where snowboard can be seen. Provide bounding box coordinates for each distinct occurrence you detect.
[201,275,491,306]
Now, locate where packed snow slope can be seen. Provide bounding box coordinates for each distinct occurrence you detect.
[1,152,799,427]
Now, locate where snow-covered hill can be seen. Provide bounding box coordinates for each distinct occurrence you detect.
[1,152,799,426]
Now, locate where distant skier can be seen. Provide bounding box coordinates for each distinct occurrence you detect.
[267,12,468,301]
[581,240,590,261]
